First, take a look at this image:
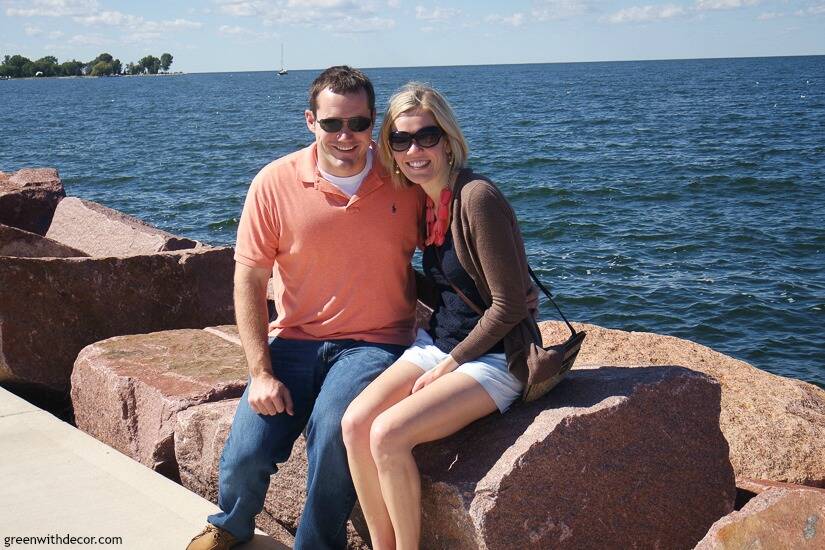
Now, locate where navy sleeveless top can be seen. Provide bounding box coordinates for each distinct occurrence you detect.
[422,230,506,356]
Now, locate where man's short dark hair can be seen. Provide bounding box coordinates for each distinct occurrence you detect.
[309,65,375,116]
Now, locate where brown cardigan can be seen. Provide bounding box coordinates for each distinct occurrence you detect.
[438,169,543,386]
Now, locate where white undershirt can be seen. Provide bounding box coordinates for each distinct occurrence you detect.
[318,149,373,197]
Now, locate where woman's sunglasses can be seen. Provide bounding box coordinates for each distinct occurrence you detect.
[317,116,372,133]
[389,126,444,152]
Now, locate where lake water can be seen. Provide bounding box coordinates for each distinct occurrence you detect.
[1,56,823,388]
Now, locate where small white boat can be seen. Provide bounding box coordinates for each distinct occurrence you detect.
[278,44,288,76]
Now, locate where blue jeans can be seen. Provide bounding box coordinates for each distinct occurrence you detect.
[207,337,405,550]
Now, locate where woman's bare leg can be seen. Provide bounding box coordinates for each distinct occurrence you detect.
[369,372,498,550]
[341,360,424,550]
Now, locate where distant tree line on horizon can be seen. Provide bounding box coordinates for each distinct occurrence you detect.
[0,52,173,78]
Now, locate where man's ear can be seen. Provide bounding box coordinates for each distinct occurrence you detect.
[305,109,316,133]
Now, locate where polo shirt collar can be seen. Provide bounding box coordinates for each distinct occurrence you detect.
[298,142,389,204]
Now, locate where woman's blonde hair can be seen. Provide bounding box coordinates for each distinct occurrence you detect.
[378,82,469,187]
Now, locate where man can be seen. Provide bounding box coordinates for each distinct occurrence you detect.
[187,66,421,550]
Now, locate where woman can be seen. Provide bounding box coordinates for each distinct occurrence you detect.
[341,83,536,550]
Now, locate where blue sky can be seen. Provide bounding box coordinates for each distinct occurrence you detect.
[1,0,823,72]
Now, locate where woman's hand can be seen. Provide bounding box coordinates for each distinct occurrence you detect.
[411,355,459,393]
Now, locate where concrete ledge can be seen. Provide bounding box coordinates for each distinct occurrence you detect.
[0,386,288,549]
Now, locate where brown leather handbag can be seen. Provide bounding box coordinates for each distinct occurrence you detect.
[521,267,586,401]
[435,248,585,402]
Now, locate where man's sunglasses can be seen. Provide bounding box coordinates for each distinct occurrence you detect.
[317,116,372,133]
[389,126,444,152]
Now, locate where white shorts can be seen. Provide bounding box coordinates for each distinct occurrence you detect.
[399,329,523,413]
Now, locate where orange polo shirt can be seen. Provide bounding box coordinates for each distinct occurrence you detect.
[235,143,422,346]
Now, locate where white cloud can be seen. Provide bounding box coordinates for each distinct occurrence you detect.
[22,24,65,38]
[286,0,357,6]
[486,12,525,27]
[694,0,758,11]
[217,1,263,16]
[800,3,825,14]
[607,4,686,23]
[321,15,395,33]
[757,11,782,19]
[214,0,390,30]
[415,5,461,21]
[67,33,106,45]
[219,24,247,35]
[531,0,590,21]
[73,10,141,26]
[70,11,201,31]
[218,24,272,39]
[387,0,399,6]
[607,0,767,24]
[146,18,202,31]
[5,0,98,17]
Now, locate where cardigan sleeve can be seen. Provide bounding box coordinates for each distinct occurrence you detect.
[449,182,529,365]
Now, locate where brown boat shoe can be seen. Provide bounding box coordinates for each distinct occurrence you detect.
[185,524,239,550]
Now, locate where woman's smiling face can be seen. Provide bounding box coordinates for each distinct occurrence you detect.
[391,109,450,187]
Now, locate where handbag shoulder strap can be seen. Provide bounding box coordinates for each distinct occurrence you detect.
[434,246,578,338]
[527,266,577,337]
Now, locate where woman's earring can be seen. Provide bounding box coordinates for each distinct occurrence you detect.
[447,150,454,167]
[394,162,401,175]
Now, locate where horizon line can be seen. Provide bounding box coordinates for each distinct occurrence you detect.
[185,52,825,75]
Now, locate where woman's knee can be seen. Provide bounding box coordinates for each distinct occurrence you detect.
[341,401,374,451]
[369,412,411,464]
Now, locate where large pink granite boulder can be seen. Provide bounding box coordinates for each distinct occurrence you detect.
[695,485,825,549]
[539,321,825,487]
[0,247,234,392]
[45,197,198,256]
[176,365,734,549]
[0,168,65,235]
[0,223,86,258]
[71,329,248,480]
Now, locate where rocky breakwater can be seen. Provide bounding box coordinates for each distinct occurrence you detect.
[0,168,235,394]
[538,321,825,488]
[167,334,733,548]
[73,320,825,547]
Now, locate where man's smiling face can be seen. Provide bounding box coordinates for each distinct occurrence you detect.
[305,87,374,177]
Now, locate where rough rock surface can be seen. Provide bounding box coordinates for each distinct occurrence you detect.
[0,223,86,258]
[46,197,198,256]
[0,247,234,391]
[695,486,825,549]
[175,399,369,549]
[176,366,733,549]
[413,366,734,549]
[0,168,65,235]
[538,321,825,487]
[71,329,248,479]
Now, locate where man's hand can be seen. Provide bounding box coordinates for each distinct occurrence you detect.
[248,372,294,416]
[411,355,458,394]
